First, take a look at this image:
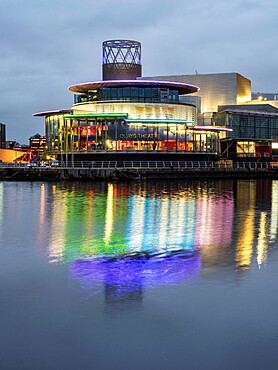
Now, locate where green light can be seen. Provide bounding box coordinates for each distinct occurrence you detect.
[62,113,127,118]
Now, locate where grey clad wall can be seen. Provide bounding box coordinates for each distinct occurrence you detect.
[139,73,251,114]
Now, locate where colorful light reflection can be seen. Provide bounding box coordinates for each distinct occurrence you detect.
[36,181,278,296]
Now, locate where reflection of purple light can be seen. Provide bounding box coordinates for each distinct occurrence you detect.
[195,195,234,247]
[69,251,201,296]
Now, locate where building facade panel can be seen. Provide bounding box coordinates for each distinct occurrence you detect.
[72,101,197,123]
[139,73,251,113]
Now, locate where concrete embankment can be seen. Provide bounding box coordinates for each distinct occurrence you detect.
[0,166,278,181]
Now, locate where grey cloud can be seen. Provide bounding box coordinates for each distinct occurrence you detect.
[0,0,278,142]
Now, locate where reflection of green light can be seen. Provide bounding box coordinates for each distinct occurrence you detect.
[50,183,199,264]
[61,185,129,263]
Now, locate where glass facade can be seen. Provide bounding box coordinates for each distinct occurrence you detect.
[45,116,220,154]
[213,111,278,140]
[74,87,180,105]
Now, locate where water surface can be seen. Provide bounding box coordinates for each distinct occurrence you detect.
[0,180,278,369]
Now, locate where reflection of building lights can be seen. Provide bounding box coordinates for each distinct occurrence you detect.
[69,252,201,296]
[39,184,45,225]
[48,189,67,263]
[257,212,267,268]
[270,181,278,242]
[0,183,3,237]
[236,210,255,269]
[127,195,146,250]
[235,182,255,269]
[37,183,46,244]
[104,183,114,245]
[195,193,234,252]
[158,198,169,249]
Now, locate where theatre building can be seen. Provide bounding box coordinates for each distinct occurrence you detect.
[33,40,231,161]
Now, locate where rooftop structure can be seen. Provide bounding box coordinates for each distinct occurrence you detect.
[102,40,142,80]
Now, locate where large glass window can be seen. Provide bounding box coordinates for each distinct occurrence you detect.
[107,121,117,150]
[158,125,167,150]
[138,88,144,101]
[168,125,177,151]
[102,88,110,100]
[110,88,118,100]
[186,133,194,151]
[88,90,100,101]
[123,87,130,100]
[79,120,87,150]
[73,86,183,104]
[148,124,158,151]
[145,88,152,101]
[87,121,97,151]
[169,90,178,101]
[117,121,127,150]
[130,87,138,99]
[177,125,186,151]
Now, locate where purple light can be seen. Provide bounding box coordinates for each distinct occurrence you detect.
[194,126,233,132]
[69,252,202,296]
[68,79,200,92]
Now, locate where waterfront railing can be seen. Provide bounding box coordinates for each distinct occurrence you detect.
[0,161,277,169]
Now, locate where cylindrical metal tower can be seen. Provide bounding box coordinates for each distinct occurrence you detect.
[102,40,142,80]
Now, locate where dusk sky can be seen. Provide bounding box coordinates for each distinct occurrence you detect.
[1,0,278,143]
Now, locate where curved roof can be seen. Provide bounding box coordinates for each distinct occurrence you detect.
[33,109,71,117]
[68,80,199,95]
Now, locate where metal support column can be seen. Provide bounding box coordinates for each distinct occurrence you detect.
[86,119,88,151]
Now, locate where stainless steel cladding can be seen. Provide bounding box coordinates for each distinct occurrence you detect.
[102,40,142,80]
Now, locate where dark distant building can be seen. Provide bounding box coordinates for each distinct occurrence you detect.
[0,123,6,149]
[29,133,46,154]
[251,92,278,101]
[6,140,21,149]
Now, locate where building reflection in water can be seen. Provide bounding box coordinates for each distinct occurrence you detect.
[194,186,234,266]
[37,184,45,244]
[235,180,277,270]
[257,212,268,268]
[41,180,278,299]
[0,183,3,238]
[235,181,256,270]
[270,181,278,243]
[69,252,201,311]
[48,186,67,263]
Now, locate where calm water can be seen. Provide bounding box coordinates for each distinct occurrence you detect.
[1,179,278,369]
